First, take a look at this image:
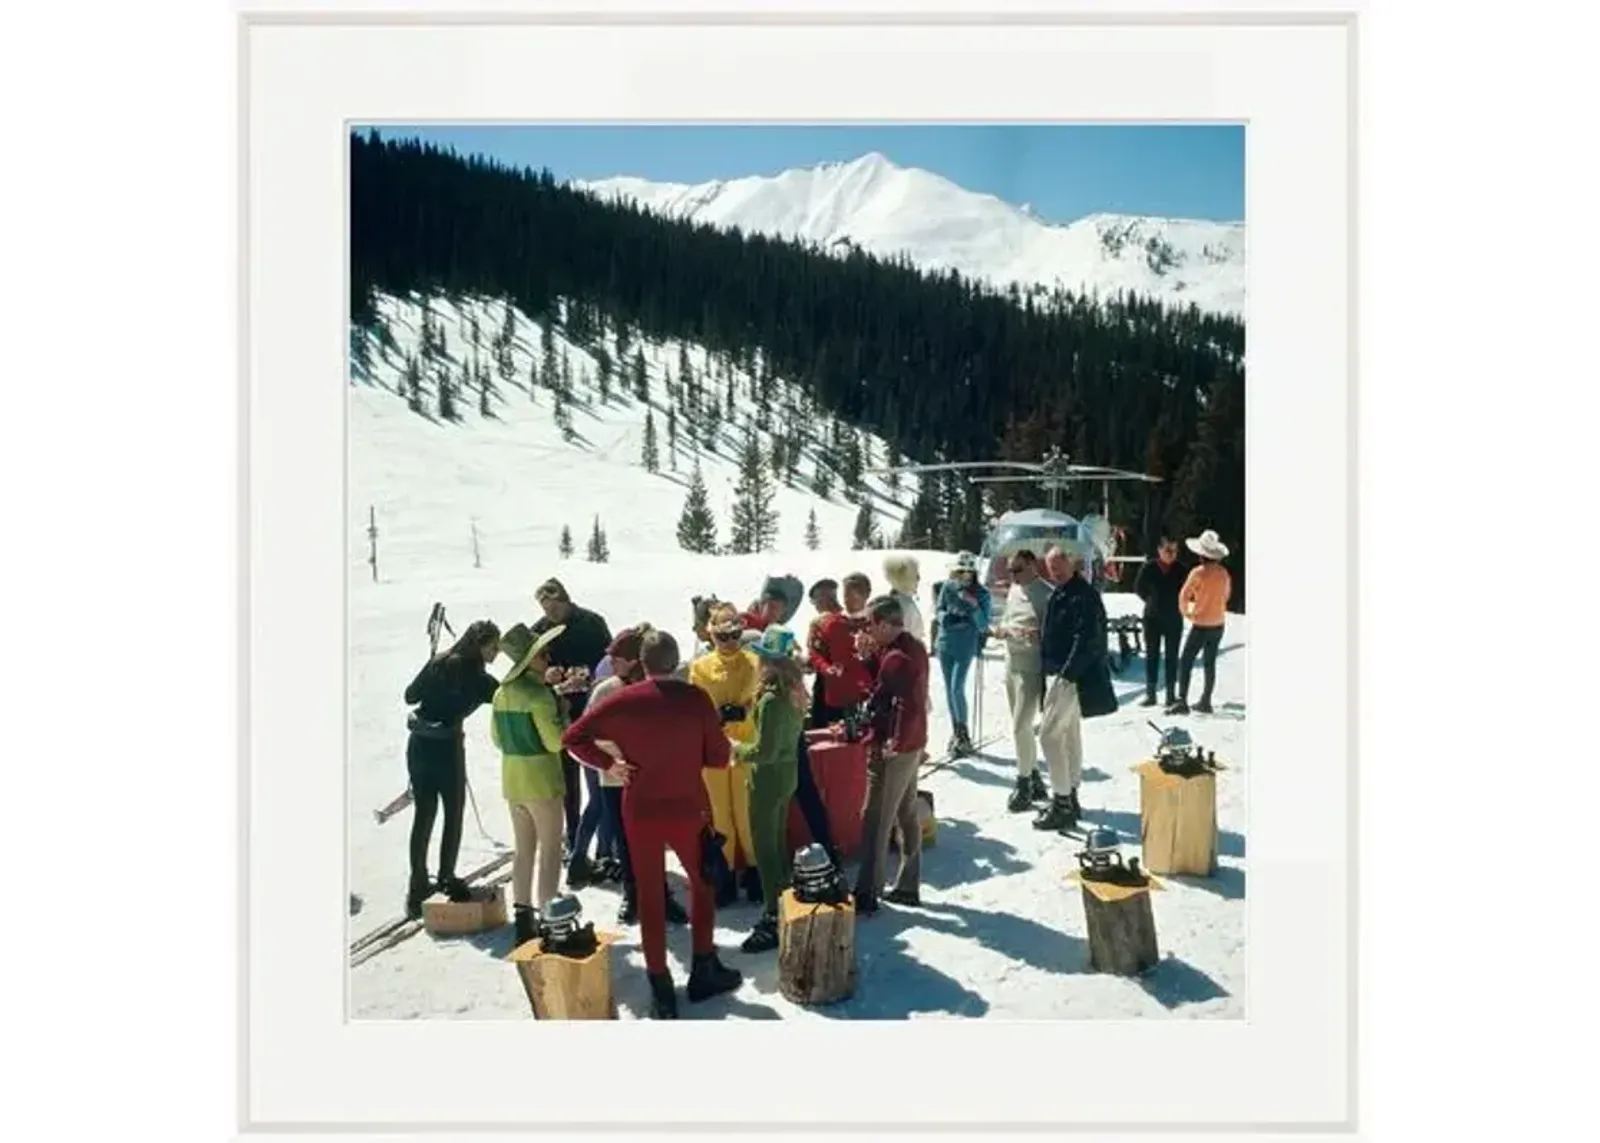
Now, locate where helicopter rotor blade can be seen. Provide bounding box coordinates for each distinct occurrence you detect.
[862,460,1045,477]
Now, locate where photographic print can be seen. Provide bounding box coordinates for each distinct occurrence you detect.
[345,123,1247,1022]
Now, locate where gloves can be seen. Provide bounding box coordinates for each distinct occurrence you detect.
[718,704,748,724]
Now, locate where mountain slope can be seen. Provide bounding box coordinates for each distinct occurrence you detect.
[349,291,909,587]
[580,152,1245,317]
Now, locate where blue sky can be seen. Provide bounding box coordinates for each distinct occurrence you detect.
[366,124,1244,223]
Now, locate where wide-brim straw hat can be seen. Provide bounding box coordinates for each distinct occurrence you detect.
[501,623,566,683]
[1186,529,1229,560]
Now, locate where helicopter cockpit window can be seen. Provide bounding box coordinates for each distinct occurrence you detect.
[987,523,1079,554]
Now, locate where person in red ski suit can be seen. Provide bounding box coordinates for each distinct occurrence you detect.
[561,629,742,1019]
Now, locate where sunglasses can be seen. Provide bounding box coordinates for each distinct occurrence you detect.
[712,629,742,643]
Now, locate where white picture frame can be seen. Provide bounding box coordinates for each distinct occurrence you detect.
[241,0,1357,1133]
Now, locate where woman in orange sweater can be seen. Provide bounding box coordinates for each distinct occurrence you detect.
[1170,529,1233,715]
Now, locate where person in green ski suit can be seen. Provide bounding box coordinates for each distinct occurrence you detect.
[733,625,807,954]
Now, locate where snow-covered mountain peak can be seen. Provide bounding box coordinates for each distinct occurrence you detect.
[578,153,1244,316]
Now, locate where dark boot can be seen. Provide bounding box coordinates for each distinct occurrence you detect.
[566,855,601,889]
[405,871,431,920]
[740,913,780,954]
[1007,775,1034,813]
[513,904,540,948]
[436,874,474,904]
[1140,693,1159,708]
[664,887,689,926]
[854,889,879,916]
[1057,788,1083,835]
[884,885,921,907]
[741,866,764,906]
[1033,794,1077,832]
[1194,698,1214,715]
[715,867,738,909]
[1166,698,1190,715]
[686,950,742,1002]
[647,971,678,1019]
[617,886,638,925]
[1029,771,1049,803]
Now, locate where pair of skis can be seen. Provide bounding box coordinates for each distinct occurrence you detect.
[349,850,516,968]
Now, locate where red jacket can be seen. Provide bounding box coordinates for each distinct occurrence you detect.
[561,678,729,821]
[808,610,872,708]
[861,632,930,757]
[740,610,770,632]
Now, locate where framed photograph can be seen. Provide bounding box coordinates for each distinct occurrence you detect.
[242,0,1356,1132]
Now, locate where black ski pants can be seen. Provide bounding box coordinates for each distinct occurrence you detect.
[406,731,466,883]
[1143,616,1183,702]
[1179,624,1225,705]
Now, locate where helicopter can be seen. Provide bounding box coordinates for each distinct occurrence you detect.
[866,446,1163,595]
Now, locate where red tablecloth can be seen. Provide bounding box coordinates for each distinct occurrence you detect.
[787,731,868,858]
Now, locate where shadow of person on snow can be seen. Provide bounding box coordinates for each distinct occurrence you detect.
[908,898,1090,978]
[1077,806,1246,859]
[1166,863,1246,900]
[945,759,1018,790]
[1138,955,1231,1009]
[913,817,1033,889]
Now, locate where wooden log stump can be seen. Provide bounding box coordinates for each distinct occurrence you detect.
[1133,759,1226,877]
[777,889,857,1006]
[508,932,620,1020]
[1069,871,1163,977]
[421,885,507,937]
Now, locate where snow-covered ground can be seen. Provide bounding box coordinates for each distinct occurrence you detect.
[581,152,1245,317]
[347,293,1247,1020]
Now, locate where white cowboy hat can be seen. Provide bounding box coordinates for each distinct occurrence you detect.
[1186,530,1229,560]
[949,551,979,574]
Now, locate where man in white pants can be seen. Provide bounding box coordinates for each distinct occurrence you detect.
[1034,546,1113,833]
[991,549,1055,812]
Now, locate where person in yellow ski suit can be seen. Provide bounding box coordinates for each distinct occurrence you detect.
[688,602,762,905]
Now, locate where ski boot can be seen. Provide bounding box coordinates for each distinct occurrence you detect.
[565,855,602,889]
[715,867,738,909]
[739,913,780,954]
[1029,771,1049,804]
[664,887,689,926]
[1033,794,1077,832]
[647,971,679,1019]
[1056,788,1084,836]
[1140,692,1159,708]
[853,889,880,917]
[954,723,973,756]
[513,904,540,948]
[405,871,431,920]
[740,866,764,907]
[686,950,742,1002]
[1166,698,1190,716]
[1007,775,1034,813]
[1193,698,1214,715]
[436,874,475,903]
[884,885,921,907]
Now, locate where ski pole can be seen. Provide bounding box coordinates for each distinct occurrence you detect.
[464,776,506,849]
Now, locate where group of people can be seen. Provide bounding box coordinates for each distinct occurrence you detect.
[393,528,1232,1018]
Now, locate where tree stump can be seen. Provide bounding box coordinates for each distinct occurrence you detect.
[421,885,507,936]
[777,889,857,1006]
[1133,759,1224,877]
[1070,871,1162,976]
[508,932,620,1020]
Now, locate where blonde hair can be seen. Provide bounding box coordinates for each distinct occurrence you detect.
[707,601,740,629]
[882,554,920,595]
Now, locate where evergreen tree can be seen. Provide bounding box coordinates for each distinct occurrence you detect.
[678,344,694,403]
[804,506,821,551]
[586,516,610,563]
[404,354,423,413]
[812,461,834,501]
[728,429,779,553]
[437,366,456,420]
[666,405,678,470]
[851,499,877,550]
[594,345,613,403]
[469,311,481,349]
[540,322,557,395]
[701,393,720,453]
[838,428,864,499]
[615,324,631,369]
[561,347,572,396]
[499,300,517,350]
[641,409,660,473]
[527,356,539,402]
[558,524,573,560]
[553,385,574,441]
[478,362,491,417]
[885,442,903,492]
[676,462,719,554]
[632,348,649,401]
[769,434,787,482]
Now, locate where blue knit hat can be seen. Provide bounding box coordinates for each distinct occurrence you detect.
[750,625,800,661]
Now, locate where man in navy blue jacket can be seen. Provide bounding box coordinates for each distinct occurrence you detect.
[1035,548,1117,832]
